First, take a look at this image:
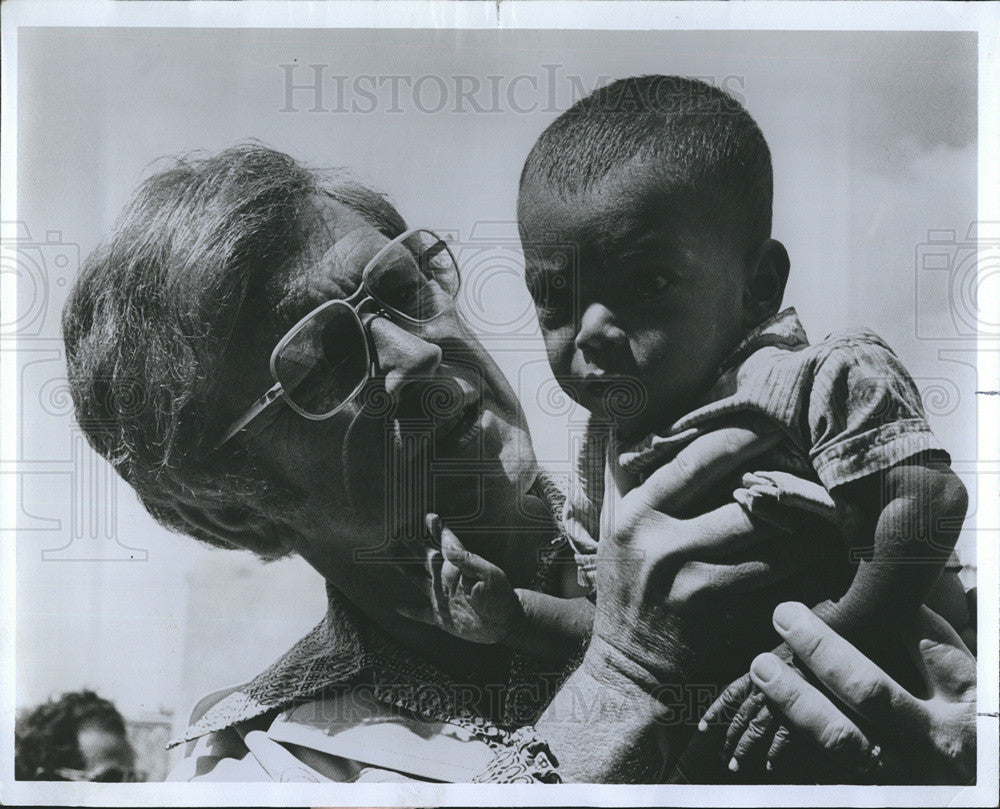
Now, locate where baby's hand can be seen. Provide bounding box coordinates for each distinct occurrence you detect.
[396,514,525,645]
[700,642,800,773]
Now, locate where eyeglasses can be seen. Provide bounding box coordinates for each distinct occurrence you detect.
[216,228,460,448]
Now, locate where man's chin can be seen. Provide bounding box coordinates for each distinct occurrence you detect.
[342,407,533,538]
[433,423,534,546]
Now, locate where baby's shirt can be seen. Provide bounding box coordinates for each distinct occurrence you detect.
[562,307,951,589]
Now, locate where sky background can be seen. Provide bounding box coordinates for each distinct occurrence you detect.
[14,27,979,757]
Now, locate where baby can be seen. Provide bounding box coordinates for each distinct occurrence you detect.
[411,75,969,775]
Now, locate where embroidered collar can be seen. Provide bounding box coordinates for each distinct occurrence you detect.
[169,473,570,749]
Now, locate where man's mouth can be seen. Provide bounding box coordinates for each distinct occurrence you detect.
[433,394,485,452]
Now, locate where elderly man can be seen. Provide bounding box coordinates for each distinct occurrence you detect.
[62,144,975,784]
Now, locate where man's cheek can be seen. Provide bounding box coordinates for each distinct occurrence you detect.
[341,414,389,516]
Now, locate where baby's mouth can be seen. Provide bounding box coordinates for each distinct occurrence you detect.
[573,373,649,422]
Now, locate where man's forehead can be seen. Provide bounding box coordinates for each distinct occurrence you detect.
[294,194,393,298]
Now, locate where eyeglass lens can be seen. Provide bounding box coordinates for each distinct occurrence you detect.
[273,303,369,416]
[364,232,459,322]
[273,232,458,417]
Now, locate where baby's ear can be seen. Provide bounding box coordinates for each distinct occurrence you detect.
[744,239,790,327]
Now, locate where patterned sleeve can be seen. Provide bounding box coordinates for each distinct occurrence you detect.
[807,332,950,490]
[470,726,561,783]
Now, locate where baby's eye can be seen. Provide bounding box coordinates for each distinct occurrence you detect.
[627,265,674,300]
[537,304,572,330]
[528,270,573,324]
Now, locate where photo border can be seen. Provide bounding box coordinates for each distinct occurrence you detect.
[1,2,996,806]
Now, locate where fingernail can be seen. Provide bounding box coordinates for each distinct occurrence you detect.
[697,719,708,732]
[772,601,802,631]
[751,654,778,683]
[765,760,773,772]
[728,758,739,772]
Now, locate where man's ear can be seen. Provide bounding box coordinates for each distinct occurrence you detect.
[173,500,296,560]
[744,239,790,328]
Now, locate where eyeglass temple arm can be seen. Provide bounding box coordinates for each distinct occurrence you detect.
[214,382,285,449]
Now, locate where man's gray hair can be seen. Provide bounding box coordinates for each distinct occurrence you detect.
[62,143,406,558]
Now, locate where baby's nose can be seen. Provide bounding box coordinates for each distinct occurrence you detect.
[575,302,627,355]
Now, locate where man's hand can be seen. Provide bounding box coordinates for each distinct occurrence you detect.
[396,514,525,644]
[587,426,804,689]
[540,425,814,781]
[699,641,799,773]
[748,601,976,784]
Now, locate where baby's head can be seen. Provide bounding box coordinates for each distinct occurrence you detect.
[519,75,789,437]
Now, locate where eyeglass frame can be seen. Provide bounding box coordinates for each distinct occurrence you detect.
[215,227,460,448]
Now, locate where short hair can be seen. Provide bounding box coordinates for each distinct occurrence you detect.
[15,690,127,779]
[519,75,773,255]
[62,143,406,558]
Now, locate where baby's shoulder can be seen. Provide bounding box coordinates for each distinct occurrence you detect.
[814,325,894,353]
[756,325,901,373]
[736,325,916,403]
[804,326,911,377]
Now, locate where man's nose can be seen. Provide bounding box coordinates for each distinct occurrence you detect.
[575,302,627,357]
[367,316,444,400]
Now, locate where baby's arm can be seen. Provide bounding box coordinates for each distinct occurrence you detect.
[398,516,593,661]
[512,590,594,660]
[704,455,968,772]
[811,455,968,656]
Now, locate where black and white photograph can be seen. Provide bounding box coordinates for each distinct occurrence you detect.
[1,1,997,805]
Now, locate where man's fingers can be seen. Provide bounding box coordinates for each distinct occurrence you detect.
[770,602,927,739]
[701,674,752,730]
[750,651,878,774]
[637,426,781,514]
[910,606,976,698]
[723,689,768,763]
[766,724,792,771]
[677,536,807,610]
[731,703,777,768]
[677,502,778,559]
